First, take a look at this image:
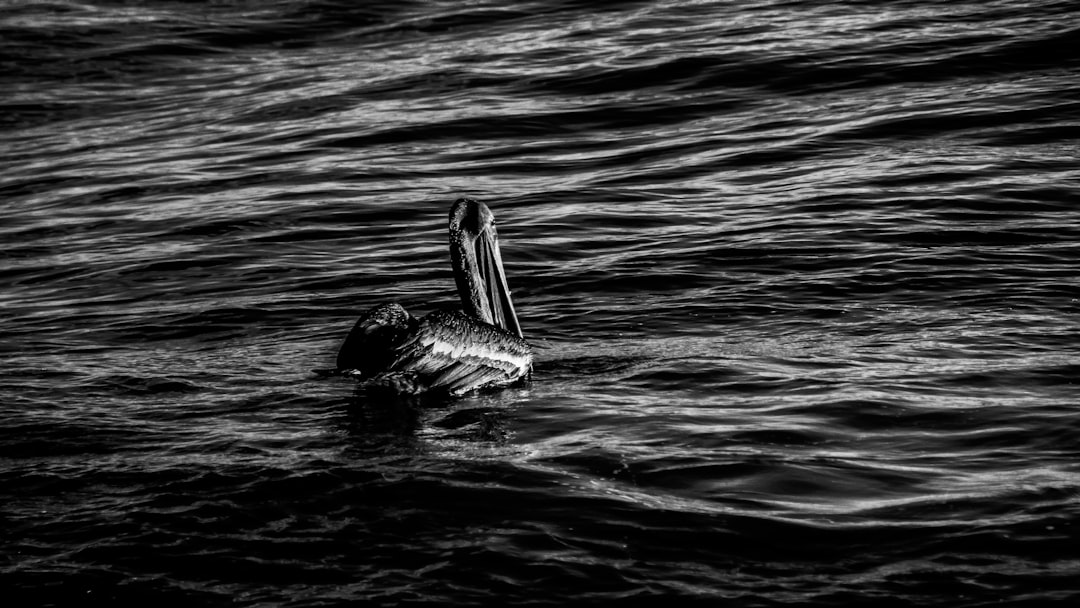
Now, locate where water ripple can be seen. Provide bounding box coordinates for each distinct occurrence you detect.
[3,0,1080,605]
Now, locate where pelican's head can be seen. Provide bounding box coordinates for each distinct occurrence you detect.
[449,197,523,338]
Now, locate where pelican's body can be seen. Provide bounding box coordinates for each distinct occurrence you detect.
[336,198,532,396]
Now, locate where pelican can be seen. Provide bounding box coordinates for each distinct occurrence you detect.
[335,198,532,396]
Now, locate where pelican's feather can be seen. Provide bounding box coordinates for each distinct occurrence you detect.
[390,310,532,395]
[336,302,418,375]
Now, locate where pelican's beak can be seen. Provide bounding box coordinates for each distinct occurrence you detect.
[474,221,522,338]
[450,198,524,338]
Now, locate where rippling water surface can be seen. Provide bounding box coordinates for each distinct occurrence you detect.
[3,0,1079,605]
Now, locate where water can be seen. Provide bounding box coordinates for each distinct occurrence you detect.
[3,0,1079,605]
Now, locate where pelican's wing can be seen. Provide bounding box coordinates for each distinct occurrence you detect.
[336,303,418,375]
[390,310,532,395]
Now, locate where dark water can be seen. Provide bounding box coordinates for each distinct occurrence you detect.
[3,0,1080,605]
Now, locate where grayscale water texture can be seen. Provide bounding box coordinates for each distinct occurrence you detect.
[3,1,1079,605]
